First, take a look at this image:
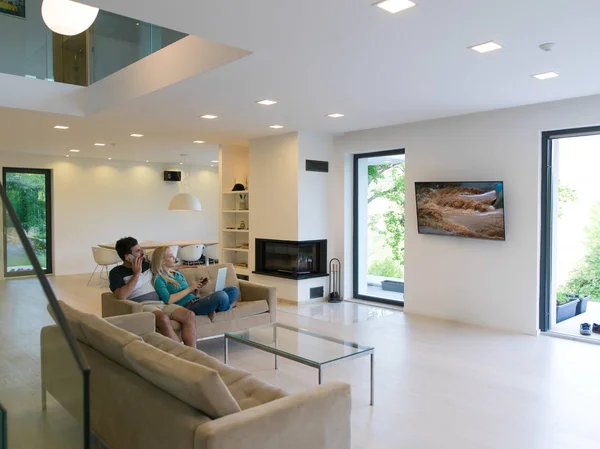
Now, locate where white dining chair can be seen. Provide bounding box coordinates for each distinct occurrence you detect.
[203,244,219,265]
[178,244,204,266]
[88,247,121,286]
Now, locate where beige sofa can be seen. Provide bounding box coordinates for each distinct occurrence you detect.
[42,301,351,449]
[102,263,276,339]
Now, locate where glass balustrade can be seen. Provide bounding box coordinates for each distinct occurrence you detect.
[0,0,186,86]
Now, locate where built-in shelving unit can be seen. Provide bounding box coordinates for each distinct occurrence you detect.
[220,189,250,276]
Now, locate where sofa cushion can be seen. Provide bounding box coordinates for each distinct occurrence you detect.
[179,264,240,300]
[123,340,241,419]
[227,375,288,410]
[80,313,142,370]
[210,300,269,324]
[142,332,288,409]
[169,314,211,333]
[142,333,249,386]
[49,301,92,345]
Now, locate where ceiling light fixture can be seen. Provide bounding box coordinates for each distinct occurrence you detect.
[54,125,69,130]
[470,41,503,53]
[211,160,219,163]
[130,133,144,138]
[169,154,202,212]
[69,149,80,153]
[193,140,205,144]
[257,99,277,106]
[327,113,344,118]
[374,0,416,14]
[108,157,112,160]
[201,115,218,120]
[65,154,69,158]
[94,143,106,147]
[532,71,559,80]
[146,160,149,163]
[270,125,284,129]
[41,0,99,36]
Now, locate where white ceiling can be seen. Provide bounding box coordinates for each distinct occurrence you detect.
[3,0,600,162]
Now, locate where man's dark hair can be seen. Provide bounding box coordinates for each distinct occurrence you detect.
[115,237,138,261]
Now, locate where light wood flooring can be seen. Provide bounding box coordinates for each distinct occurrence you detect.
[1,274,600,449]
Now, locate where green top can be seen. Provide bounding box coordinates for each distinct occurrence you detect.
[154,271,195,306]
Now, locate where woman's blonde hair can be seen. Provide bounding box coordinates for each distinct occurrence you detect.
[151,246,179,287]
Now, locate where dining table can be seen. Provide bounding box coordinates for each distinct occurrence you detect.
[98,240,218,250]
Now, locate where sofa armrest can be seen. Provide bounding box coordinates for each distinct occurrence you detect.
[101,292,143,318]
[194,382,351,449]
[238,280,276,322]
[105,312,156,336]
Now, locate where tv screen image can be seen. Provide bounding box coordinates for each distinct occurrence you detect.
[415,181,505,240]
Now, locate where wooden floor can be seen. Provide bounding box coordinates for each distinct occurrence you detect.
[1,273,600,449]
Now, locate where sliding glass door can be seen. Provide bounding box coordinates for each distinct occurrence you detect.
[354,150,405,305]
[541,127,600,338]
[2,168,53,277]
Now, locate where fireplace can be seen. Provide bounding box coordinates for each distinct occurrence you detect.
[254,239,328,280]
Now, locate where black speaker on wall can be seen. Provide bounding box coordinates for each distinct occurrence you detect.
[164,171,182,181]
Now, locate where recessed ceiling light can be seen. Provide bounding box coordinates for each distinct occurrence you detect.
[327,113,344,118]
[94,143,106,147]
[374,0,416,14]
[108,157,112,160]
[270,125,284,129]
[130,133,144,138]
[201,115,218,120]
[65,154,70,158]
[146,160,149,163]
[180,162,184,165]
[256,99,277,106]
[54,125,69,130]
[211,160,219,163]
[532,71,559,80]
[69,149,80,153]
[193,140,205,144]
[470,41,503,53]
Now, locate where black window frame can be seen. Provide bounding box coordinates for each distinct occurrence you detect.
[540,125,600,331]
[2,167,53,277]
[353,148,406,306]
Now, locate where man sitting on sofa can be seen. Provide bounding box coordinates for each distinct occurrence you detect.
[109,237,196,347]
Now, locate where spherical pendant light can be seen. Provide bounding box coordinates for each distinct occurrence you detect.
[168,193,202,212]
[42,0,99,36]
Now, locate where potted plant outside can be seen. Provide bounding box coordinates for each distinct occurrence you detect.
[556,293,580,323]
[574,294,590,315]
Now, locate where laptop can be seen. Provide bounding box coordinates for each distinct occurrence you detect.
[214,267,227,292]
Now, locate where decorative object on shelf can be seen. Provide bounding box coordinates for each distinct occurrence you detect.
[42,0,99,35]
[238,221,246,230]
[232,182,246,191]
[328,258,342,303]
[169,154,202,211]
[238,193,248,210]
[1,0,25,18]
[241,242,249,249]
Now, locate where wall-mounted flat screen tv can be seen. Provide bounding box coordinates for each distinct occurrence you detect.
[415,181,505,241]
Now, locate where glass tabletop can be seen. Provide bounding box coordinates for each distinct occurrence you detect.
[225,323,374,367]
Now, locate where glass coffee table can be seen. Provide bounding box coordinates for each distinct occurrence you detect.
[224,323,375,405]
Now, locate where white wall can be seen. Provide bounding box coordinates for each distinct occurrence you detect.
[249,133,299,243]
[0,152,219,276]
[333,93,600,336]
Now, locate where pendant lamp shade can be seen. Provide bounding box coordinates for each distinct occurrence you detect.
[42,0,99,36]
[168,193,202,212]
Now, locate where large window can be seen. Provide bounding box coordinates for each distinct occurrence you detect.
[2,167,53,277]
[354,150,405,305]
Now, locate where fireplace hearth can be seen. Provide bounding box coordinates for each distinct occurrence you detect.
[254,239,328,280]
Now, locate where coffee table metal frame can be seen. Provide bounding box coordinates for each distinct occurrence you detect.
[224,323,375,406]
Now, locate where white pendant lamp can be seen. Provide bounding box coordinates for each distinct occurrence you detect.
[169,193,202,212]
[42,0,99,36]
[168,154,202,211]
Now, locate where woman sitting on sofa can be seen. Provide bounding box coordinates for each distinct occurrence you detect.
[151,246,239,318]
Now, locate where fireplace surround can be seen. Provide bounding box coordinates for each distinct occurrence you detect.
[254,239,327,280]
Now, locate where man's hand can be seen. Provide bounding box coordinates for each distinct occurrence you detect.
[132,256,143,276]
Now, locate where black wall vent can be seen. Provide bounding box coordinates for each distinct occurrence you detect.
[310,286,324,299]
[164,171,182,181]
[306,160,329,173]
